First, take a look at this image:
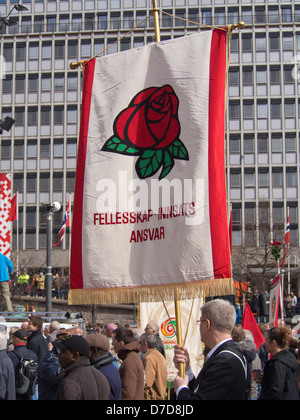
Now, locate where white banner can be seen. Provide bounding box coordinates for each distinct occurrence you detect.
[140,298,203,386]
[269,274,281,328]
[70,30,232,304]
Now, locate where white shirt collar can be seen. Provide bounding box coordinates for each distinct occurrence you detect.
[206,338,232,359]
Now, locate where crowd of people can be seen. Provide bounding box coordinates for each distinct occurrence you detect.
[0,315,168,401]
[0,299,300,401]
[11,271,70,300]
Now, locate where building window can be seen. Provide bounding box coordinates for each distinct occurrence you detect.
[272,168,283,187]
[229,101,240,119]
[28,75,39,93]
[28,107,38,125]
[41,107,51,125]
[286,169,297,187]
[282,7,292,23]
[47,16,56,32]
[258,169,269,187]
[271,100,281,118]
[269,33,279,51]
[55,42,65,59]
[42,43,52,60]
[242,34,252,52]
[29,43,39,60]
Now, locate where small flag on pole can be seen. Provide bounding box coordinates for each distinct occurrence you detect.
[242,302,265,351]
[282,210,290,268]
[9,192,18,222]
[53,195,71,247]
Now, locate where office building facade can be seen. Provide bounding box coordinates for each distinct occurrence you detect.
[0,0,299,275]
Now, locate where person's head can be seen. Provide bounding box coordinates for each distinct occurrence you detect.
[231,324,246,342]
[28,316,43,332]
[11,329,30,346]
[139,332,157,354]
[53,335,90,369]
[105,323,117,338]
[265,326,291,354]
[85,333,110,361]
[21,321,29,331]
[49,321,60,334]
[144,321,159,335]
[112,327,135,354]
[198,299,236,347]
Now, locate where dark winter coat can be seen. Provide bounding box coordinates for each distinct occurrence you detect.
[92,352,121,400]
[56,357,110,400]
[27,329,49,363]
[37,350,62,400]
[259,349,300,400]
[118,341,144,400]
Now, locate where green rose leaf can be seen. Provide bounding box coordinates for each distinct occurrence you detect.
[102,137,140,155]
[136,150,163,179]
[159,151,174,180]
[168,139,189,161]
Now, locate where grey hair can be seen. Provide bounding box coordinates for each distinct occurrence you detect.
[201,299,236,333]
[50,321,60,331]
[140,332,157,348]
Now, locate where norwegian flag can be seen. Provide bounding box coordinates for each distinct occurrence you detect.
[282,210,290,268]
[53,195,71,247]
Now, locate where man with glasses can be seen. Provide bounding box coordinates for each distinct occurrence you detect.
[173,299,247,400]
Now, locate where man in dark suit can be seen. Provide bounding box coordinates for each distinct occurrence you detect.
[174,299,247,400]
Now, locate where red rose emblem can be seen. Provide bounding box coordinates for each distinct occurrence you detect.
[114,85,180,150]
[102,84,189,180]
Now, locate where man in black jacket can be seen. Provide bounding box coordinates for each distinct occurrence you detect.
[174,299,247,400]
[27,316,49,363]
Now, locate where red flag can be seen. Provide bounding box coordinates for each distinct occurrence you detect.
[9,192,17,222]
[242,302,265,351]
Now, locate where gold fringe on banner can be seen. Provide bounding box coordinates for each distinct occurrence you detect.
[68,278,234,306]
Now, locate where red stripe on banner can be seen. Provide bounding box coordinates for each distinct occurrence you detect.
[70,59,96,290]
[208,30,231,279]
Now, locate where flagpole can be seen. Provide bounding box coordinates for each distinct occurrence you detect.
[152,0,161,42]
[68,193,72,270]
[16,191,19,275]
[174,288,185,378]
[287,206,290,294]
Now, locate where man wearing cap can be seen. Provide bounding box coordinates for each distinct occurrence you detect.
[53,335,110,400]
[85,333,121,400]
[8,329,38,400]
